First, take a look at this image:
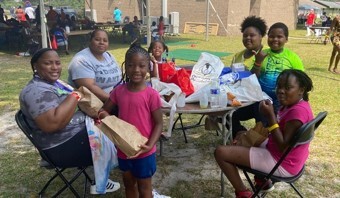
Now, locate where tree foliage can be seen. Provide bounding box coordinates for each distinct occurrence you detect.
[0,0,84,12]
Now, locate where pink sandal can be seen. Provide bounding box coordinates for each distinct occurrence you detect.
[235,189,253,198]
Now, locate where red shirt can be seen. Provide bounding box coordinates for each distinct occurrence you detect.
[306,13,315,25]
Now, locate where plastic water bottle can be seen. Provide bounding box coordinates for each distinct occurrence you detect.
[219,88,228,107]
[210,79,220,108]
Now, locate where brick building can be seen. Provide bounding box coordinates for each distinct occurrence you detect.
[87,0,299,35]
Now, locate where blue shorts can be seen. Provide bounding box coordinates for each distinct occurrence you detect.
[118,153,156,179]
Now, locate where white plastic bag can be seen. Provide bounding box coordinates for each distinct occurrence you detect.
[85,116,118,193]
[151,78,182,137]
[222,74,265,102]
[185,84,210,103]
[151,78,182,108]
[190,52,224,91]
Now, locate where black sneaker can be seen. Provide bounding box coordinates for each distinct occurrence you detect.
[254,177,275,193]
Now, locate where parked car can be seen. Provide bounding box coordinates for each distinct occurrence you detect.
[55,6,77,20]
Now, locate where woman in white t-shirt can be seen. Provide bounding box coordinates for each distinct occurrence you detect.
[68,29,122,102]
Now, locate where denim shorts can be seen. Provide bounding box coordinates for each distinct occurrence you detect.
[118,153,156,179]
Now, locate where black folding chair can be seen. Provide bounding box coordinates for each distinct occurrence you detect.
[238,111,327,198]
[15,110,93,198]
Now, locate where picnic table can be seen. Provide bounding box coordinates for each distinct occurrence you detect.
[66,30,93,49]
[94,22,125,37]
[310,26,330,44]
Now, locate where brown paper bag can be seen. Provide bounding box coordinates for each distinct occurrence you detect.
[77,86,103,117]
[235,122,268,147]
[98,115,148,157]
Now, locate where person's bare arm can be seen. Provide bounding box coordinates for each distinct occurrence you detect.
[250,47,267,77]
[260,100,303,152]
[99,99,116,119]
[150,56,159,78]
[128,108,163,159]
[34,93,81,133]
[147,108,163,148]
[327,17,337,34]
[73,78,109,102]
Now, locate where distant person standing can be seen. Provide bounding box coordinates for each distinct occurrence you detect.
[24,4,35,23]
[10,6,15,19]
[158,16,165,41]
[46,6,59,28]
[16,6,26,22]
[326,15,340,74]
[113,7,122,24]
[0,4,5,22]
[321,12,328,27]
[58,8,66,25]
[305,9,316,36]
[35,5,40,26]
[150,21,158,40]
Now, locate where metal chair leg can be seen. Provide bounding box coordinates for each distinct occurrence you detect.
[52,167,85,198]
[290,183,304,198]
[39,168,66,196]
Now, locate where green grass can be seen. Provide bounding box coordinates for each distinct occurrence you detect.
[0,31,339,197]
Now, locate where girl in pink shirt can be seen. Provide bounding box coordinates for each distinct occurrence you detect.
[214,69,314,198]
[99,43,164,198]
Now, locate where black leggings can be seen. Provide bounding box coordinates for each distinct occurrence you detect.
[231,101,279,137]
[44,130,93,168]
[231,102,262,137]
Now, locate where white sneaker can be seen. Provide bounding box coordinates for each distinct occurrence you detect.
[90,179,120,194]
[152,189,171,198]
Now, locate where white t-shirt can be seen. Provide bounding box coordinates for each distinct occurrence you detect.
[68,48,122,93]
[151,25,158,37]
[25,7,35,19]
